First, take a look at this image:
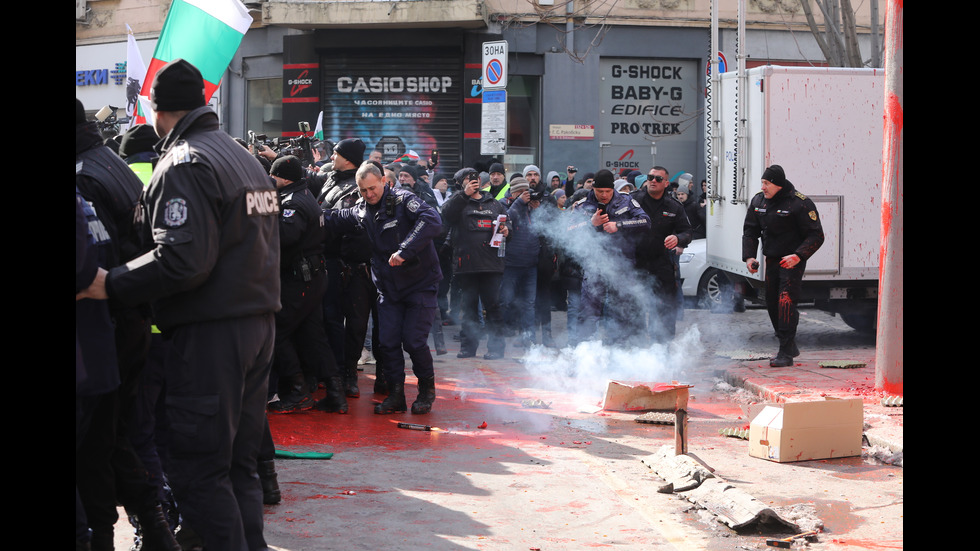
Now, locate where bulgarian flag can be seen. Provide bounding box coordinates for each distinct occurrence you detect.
[313,111,324,140]
[133,0,252,124]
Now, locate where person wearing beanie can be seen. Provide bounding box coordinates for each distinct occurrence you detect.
[502,176,529,207]
[569,168,651,344]
[743,164,824,367]
[522,165,542,194]
[267,156,347,416]
[499,176,542,348]
[441,167,512,360]
[630,165,694,345]
[77,58,282,550]
[487,162,509,200]
[397,163,439,209]
[317,137,375,399]
[76,98,181,551]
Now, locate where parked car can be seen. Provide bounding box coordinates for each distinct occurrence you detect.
[677,239,740,310]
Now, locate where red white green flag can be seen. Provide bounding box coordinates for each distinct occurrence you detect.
[132,0,252,124]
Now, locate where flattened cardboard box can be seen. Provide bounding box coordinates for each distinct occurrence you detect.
[602,380,692,412]
[748,397,863,463]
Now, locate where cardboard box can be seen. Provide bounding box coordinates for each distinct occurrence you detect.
[748,398,863,463]
[601,380,692,412]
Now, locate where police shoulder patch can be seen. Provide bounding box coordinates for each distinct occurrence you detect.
[283,208,296,218]
[407,198,421,213]
[631,198,641,208]
[809,210,818,221]
[164,197,188,227]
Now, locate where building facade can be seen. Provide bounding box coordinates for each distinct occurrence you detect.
[76,0,884,179]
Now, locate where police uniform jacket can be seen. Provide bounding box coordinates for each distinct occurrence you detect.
[742,181,824,262]
[570,190,651,262]
[318,167,372,264]
[630,189,693,270]
[106,106,282,332]
[324,186,443,301]
[278,179,325,277]
[75,120,145,269]
[440,190,512,274]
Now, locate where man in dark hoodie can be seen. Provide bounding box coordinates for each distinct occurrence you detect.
[743,165,824,367]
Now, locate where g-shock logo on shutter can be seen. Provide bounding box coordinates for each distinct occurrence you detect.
[246,190,280,216]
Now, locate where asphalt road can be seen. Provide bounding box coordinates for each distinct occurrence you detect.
[112,306,900,550]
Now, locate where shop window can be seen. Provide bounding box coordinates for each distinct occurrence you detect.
[246,78,282,137]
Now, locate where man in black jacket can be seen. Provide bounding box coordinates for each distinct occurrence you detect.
[78,59,281,551]
[743,165,824,367]
[631,166,693,343]
[318,138,374,399]
[440,168,512,360]
[267,156,346,415]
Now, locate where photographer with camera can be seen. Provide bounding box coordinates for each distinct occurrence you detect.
[498,178,541,348]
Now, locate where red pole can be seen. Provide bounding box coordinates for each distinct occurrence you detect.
[876,0,903,395]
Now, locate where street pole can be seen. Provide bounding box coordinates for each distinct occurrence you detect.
[875,0,903,395]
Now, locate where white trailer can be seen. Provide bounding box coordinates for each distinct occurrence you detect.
[704,66,885,332]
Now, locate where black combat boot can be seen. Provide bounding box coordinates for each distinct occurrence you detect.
[374,365,388,395]
[257,460,281,505]
[344,365,360,398]
[411,376,436,414]
[374,382,407,414]
[314,376,349,413]
[268,374,315,413]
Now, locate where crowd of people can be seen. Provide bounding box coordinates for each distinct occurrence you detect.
[77,58,819,551]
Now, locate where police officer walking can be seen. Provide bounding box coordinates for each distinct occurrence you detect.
[77,59,281,551]
[743,165,824,367]
[323,161,444,415]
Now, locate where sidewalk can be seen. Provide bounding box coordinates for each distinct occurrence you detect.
[720,347,904,459]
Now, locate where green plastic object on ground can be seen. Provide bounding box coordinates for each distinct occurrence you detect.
[275,450,334,459]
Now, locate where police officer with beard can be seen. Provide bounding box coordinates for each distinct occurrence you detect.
[743,165,824,367]
[78,59,281,551]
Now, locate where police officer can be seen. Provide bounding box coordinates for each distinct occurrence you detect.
[631,166,693,343]
[317,138,372,399]
[76,99,180,551]
[78,59,281,551]
[323,161,444,414]
[266,156,347,415]
[570,169,651,343]
[743,165,824,367]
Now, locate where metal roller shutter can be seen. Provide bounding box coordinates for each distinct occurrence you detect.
[320,52,462,173]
